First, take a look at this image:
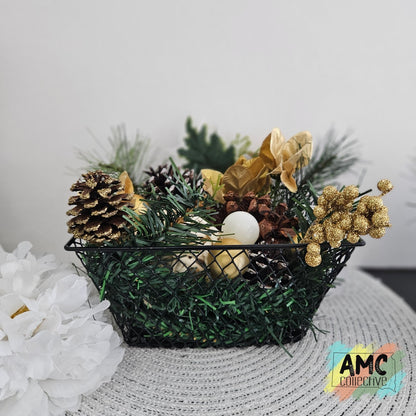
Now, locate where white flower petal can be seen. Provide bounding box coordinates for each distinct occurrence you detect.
[12,241,33,259]
[0,367,10,390]
[0,242,124,415]
[0,380,48,416]
[0,293,24,316]
[0,341,11,356]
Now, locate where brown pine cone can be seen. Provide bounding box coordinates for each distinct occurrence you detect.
[142,164,203,197]
[258,203,298,244]
[216,192,298,244]
[67,171,134,244]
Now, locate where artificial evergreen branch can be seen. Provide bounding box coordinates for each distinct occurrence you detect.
[299,130,360,190]
[122,160,217,247]
[178,117,237,173]
[290,182,319,236]
[76,125,151,188]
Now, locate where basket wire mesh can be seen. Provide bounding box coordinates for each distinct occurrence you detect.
[65,238,364,348]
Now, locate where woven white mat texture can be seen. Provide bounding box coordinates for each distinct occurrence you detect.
[67,268,416,416]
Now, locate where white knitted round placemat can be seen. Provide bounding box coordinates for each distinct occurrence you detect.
[67,268,416,415]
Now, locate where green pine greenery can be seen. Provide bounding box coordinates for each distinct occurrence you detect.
[121,160,218,247]
[299,129,360,190]
[177,117,239,173]
[76,125,150,188]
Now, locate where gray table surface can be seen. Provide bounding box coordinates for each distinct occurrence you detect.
[67,268,416,416]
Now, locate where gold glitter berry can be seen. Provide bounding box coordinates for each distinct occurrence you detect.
[377,179,393,195]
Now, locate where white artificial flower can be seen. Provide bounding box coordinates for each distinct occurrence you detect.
[0,242,124,416]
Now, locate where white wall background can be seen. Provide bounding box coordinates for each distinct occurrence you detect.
[1,0,415,267]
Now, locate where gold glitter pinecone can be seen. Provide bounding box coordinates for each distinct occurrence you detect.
[67,170,134,243]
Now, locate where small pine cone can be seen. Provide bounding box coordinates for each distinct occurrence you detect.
[67,171,133,243]
[216,192,298,244]
[244,251,291,288]
[258,203,298,244]
[224,191,242,214]
[216,192,271,224]
[142,164,203,197]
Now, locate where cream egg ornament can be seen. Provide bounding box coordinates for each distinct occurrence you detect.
[222,211,260,244]
[184,215,218,264]
[170,215,218,272]
[207,237,250,279]
[172,252,205,273]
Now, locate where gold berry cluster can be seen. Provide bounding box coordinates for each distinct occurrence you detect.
[302,179,393,267]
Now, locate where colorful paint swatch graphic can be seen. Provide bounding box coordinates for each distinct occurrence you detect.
[324,342,405,401]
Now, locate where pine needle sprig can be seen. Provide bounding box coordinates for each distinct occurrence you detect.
[122,159,217,247]
[122,199,216,247]
[76,125,151,188]
[299,130,360,190]
[178,117,236,173]
[290,182,319,236]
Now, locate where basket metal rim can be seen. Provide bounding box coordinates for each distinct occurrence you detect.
[64,237,366,253]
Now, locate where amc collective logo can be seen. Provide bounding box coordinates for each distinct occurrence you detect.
[324,342,406,401]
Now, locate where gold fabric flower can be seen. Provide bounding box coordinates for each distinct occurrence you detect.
[259,128,313,192]
[201,127,312,199]
[202,156,270,200]
[222,156,270,196]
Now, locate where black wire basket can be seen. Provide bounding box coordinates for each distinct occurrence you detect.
[65,237,364,348]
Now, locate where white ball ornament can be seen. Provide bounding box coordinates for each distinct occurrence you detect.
[222,211,260,244]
